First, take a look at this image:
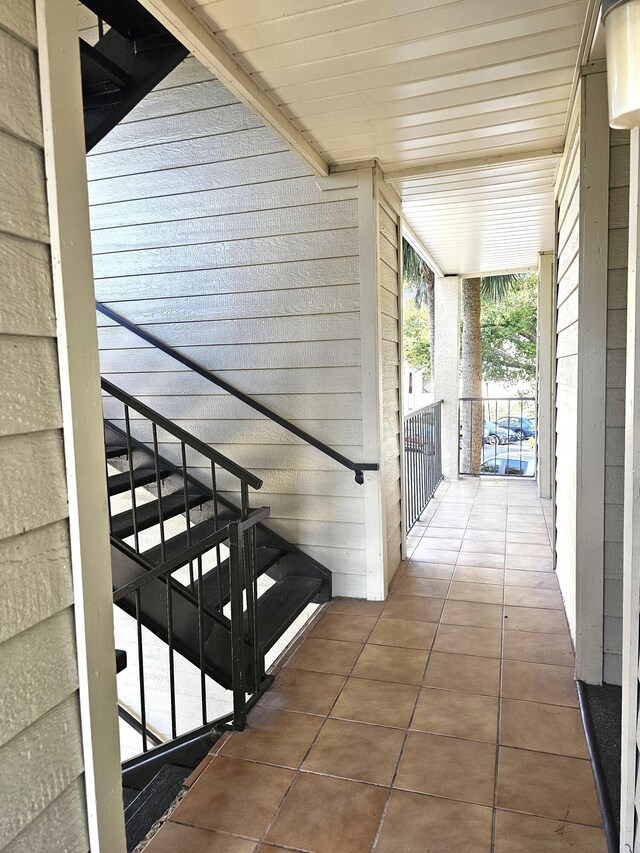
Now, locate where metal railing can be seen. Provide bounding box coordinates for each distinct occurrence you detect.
[112,507,271,755]
[97,302,377,484]
[404,401,443,532]
[103,377,271,754]
[458,396,536,478]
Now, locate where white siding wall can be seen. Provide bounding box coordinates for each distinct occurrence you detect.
[377,186,403,586]
[604,128,630,685]
[90,58,368,596]
[0,3,88,849]
[554,97,580,639]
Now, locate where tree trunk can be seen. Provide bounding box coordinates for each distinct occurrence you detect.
[425,271,435,378]
[460,277,483,474]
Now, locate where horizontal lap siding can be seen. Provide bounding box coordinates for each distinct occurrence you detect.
[555,99,580,639]
[91,57,365,593]
[0,4,87,849]
[378,194,402,587]
[604,130,629,685]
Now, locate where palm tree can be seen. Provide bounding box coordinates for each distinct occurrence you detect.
[460,274,521,474]
[403,239,435,370]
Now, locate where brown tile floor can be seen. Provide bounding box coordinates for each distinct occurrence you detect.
[145,479,607,852]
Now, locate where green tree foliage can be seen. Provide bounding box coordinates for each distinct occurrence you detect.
[403,301,432,376]
[480,273,537,385]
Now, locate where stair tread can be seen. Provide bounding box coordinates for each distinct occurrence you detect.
[257,576,324,653]
[108,467,170,496]
[189,547,284,611]
[142,511,238,566]
[111,491,208,539]
[125,763,189,852]
[105,443,128,459]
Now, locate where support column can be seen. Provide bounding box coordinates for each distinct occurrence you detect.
[433,276,461,479]
[537,252,554,499]
[621,127,640,851]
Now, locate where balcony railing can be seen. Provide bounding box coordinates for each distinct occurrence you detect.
[458,396,536,478]
[404,400,443,532]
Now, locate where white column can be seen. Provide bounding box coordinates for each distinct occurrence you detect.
[433,276,461,479]
[537,252,554,499]
[36,0,126,849]
[621,127,640,852]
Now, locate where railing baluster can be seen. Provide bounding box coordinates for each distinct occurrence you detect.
[228,521,246,730]
[167,573,177,740]
[197,553,207,726]
[181,442,194,589]
[404,401,443,533]
[457,396,536,478]
[135,589,147,753]
[124,405,140,554]
[211,462,223,614]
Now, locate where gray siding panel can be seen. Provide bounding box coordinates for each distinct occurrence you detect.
[605,132,630,685]
[92,58,366,592]
[0,8,87,847]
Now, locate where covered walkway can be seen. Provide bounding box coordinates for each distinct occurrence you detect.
[143,480,606,852]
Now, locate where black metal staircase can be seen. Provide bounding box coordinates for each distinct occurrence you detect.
[79,0,188,151]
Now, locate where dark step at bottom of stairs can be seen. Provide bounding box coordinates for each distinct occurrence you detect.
[188,546,284,611]
[257,575,323,652]
[124,763,189,852]
[106,443,128,459]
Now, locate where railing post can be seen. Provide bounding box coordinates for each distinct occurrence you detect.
[228,520,246,730]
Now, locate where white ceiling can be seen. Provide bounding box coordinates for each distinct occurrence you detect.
[186,0,593,275]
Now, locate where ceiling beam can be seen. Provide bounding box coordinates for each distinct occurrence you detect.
[136,0,329,177]
[384,148,562,183]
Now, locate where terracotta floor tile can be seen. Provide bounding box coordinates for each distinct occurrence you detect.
[418,536,463,551]
[220,707,322,769]
[309,612,378,643]
[328,597,385,616]
[505,569,559,590]
[441,599,503,629]
[419,526,466,539]
[284,637,364,675]
[497,747,602,826]
[447,580,504,605]
[502,659,578,707]
[507,531,551,546]
[506,542,554,557]
[183,754,214,789]
[368,616,436,650]
[433,623,502,659]
[411,687,498,742]
[302,717,404,785]
[376,790,492,853]
[392,575,450,598]
[381,594,443,623]
[503,630,574,667]
[460,539,506,555]
[259,668,346,716]
[404,562,454,579]
[494,810,607,852]
[504,586,563,610]
[170,755,294,839]
[265,772,387,853]
[147,823,256,853]
[457,551,505,568]
[330,676,419,728]
[351,643,428,685]
[466,520,506,532]
[506,554,553,571]
[500,698,588,758]
[395,731,496,805]
[453,565,505,585]
[503,605,568,635]
[423,651,501,696]
[410,546,459,564]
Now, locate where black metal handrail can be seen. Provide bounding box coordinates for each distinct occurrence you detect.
[102,377,262,489]
[97,301,378,484]
[404,400,443,532]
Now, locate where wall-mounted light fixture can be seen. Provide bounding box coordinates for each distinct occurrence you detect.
[603,0,640,128]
